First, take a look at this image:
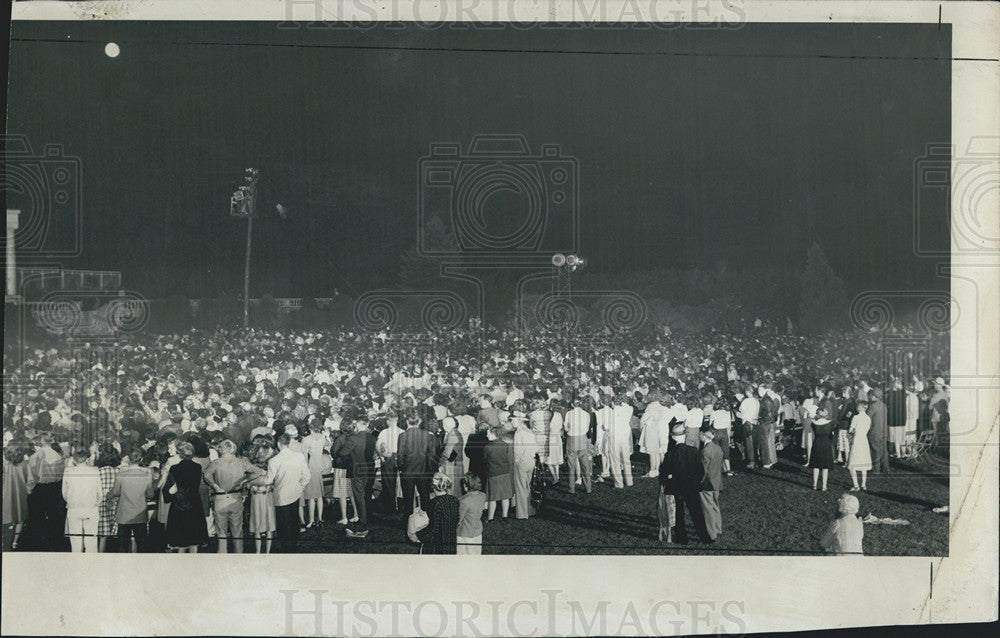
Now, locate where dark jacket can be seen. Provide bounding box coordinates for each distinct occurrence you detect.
[416,493,459,554]
[483,438,513,479]
[659,442,704,496]
[836,397,855,431]
[886,389,907,428]
[346,430,377,479]
[397,427,438,476]
[464,431,489,480]
[868,399,888,440]
[759,394,779,425]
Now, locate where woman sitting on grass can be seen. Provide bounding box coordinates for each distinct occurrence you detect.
[820,493,863,555]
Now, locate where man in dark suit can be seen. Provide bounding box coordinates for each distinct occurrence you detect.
[396,410,438,520]
[885,379,907,458]
[699,428,724,541]
[346,415,377,538]
[867,388,890,474]
[660,423,712,544]
[464,421,490,487]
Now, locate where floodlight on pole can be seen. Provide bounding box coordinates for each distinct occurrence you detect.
[551,253,585,296]
[229,168,259,329]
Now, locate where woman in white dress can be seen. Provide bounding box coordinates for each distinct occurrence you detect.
[547,400,565,482]
[639,393,669,478]
[799,395,817,466]
[846,400,872,491]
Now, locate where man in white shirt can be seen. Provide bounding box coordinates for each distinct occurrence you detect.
[607,393,635,488]
[376,413,403,515]
[62,448,103,553]
[737,388,760,468]
[709,400,734,475]
[267,434,311,552]
[592,395,613,482]
[684,400,705,448]
[564,398,593,494]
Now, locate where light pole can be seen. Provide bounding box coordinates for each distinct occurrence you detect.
[551,253,585,296]
[230,168,259,329]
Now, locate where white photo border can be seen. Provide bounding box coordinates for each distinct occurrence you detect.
[3,1,998,635]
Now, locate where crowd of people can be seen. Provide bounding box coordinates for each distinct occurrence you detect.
[2,324,950,554]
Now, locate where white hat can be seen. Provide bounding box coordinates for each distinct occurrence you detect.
[934,377,947,387]
[284,424,299,437]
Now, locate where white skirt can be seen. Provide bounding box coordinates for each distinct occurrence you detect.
[888,426,906,446]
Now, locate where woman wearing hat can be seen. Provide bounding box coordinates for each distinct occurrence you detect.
[809,407,836,491]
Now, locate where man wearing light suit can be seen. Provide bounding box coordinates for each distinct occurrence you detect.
[564,398,593,494]
[605,392,635,488]
[512,417,539,519]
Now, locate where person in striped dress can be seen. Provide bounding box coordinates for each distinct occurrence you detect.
[247,438,277,554]
[95,445,122,553]
[327,424,357,525]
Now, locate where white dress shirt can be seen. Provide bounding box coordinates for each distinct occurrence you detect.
[62,463,102,511]
[610,403,634,448]
[738,397,760,423]
[377,424,403,459]
[267,447,311,507]
[710,409,732,431]
[565,407,591,438]
[684,407,705,430]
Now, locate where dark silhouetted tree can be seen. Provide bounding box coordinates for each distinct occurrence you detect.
[798,242,849,333]
[398,215,459,289]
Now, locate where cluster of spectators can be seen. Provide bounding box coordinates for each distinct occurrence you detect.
[2,323,949,553]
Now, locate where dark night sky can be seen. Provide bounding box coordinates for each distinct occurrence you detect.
[6,21,951,299]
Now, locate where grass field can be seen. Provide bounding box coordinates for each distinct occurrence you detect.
[297,447,950,556]
[3,447,947,555]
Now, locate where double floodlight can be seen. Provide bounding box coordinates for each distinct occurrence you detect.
[552,253,585,271]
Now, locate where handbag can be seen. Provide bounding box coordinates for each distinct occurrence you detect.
[530,459,546,509]
[406,492,429,544]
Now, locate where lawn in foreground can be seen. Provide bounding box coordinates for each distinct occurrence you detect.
[299,448,949,556]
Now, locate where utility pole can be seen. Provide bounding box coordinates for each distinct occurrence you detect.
[230,168,259,330]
